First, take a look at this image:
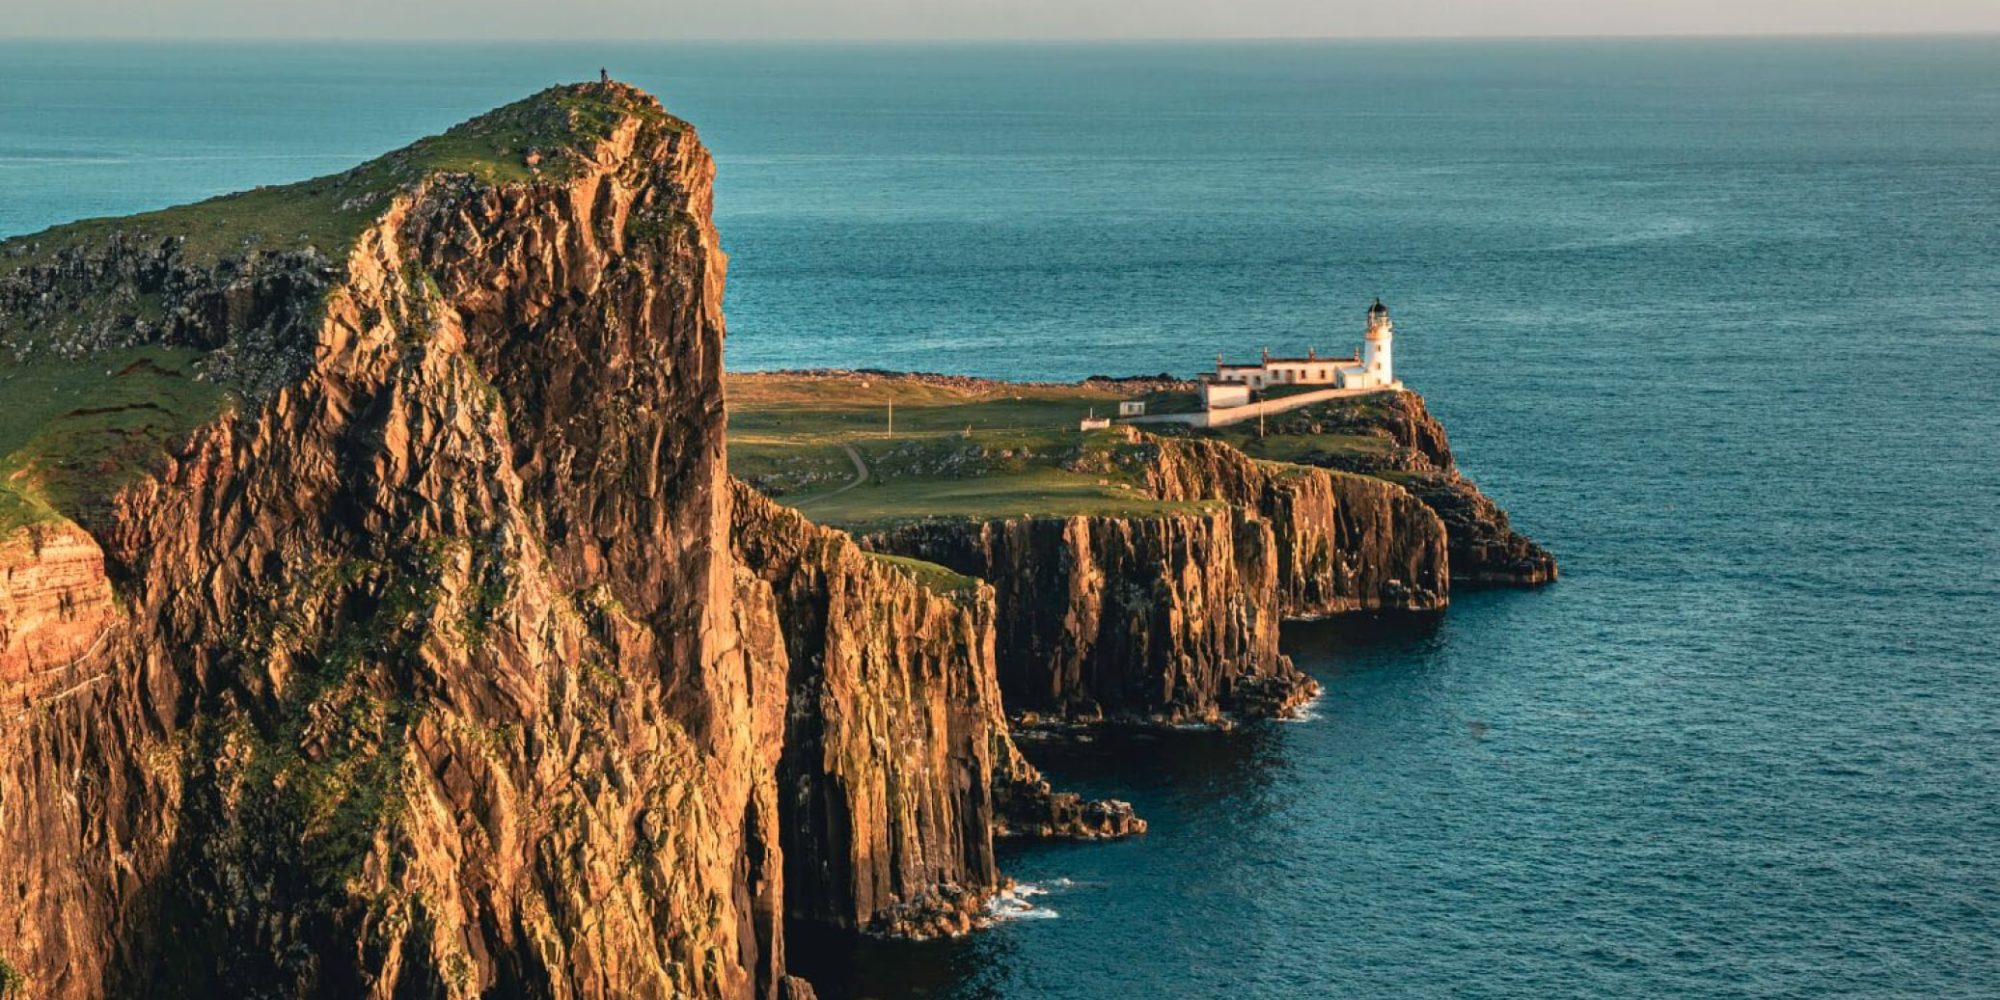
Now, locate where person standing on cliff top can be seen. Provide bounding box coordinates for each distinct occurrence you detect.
[600,68,609,84]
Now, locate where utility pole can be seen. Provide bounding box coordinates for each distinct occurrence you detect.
[887,399,894,439]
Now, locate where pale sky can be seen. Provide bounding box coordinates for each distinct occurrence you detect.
[5,0,1997,40]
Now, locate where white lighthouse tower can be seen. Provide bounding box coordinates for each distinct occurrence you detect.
[1338,298,1399,390]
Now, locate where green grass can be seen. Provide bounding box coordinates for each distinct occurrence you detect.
[728,372,1131,436]
[1184,389,1417,469]
[726,436,855,495]
[1128,388,1205,415]
[862,551,982,594]
[727,372,1211,530]
[725,374,1438,531]
[1203,427,1395,465]
[789,465,1212,532]
[0,84,681,532]
[0,346,228,532]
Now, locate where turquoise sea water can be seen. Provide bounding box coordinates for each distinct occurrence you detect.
[4,38,1998,999]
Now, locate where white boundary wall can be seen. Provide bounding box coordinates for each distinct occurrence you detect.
[1122,383,1403,429]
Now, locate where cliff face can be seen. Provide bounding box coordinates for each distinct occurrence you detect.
[1247,392,1557,586]
[860,432,1449,727]
[0,83,798,1000]
[1144,437,1450,614]
[0,82,798,1000]
[730,483,1140,937]
[866,508,1307,726]
[0,522,117,691]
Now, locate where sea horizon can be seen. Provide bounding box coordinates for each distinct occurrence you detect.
[3,35,1996,998]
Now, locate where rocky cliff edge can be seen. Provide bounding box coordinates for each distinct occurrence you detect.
[0,83,1130,1000]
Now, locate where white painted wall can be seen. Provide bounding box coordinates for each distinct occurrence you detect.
[1201,382,1251,409]
[1125,385,1402,429]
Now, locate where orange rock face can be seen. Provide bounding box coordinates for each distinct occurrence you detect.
[0,81,1141,1000]
[0,522,117,695]
[860,433,1453,726]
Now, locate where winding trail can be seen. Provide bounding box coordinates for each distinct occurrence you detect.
[793,441,869,510]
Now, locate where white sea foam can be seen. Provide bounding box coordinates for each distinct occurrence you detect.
[985,882,1062,922]
[1276,690,1325,724]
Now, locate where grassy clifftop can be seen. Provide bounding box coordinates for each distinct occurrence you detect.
[726,370,1451,532]
[727,371,1218,530]
[0,82,681,536]
[0,83,681,271]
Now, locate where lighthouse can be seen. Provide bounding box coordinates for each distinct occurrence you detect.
[1198,296,1404,405]
[1360,298,1394,386]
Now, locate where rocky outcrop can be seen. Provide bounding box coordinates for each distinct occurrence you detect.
[0,521,116,693]
[0,82,1143,1000]
[1144,436,1450,614]
[0,81,815,1000]
[1246,391,1557,585]
[0,236,334,397]
[860,432,1449,727]
[1399,475,1556,585]
[730,483,1140,939]
[866,508,1314,726]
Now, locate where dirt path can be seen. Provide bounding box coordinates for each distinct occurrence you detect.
[793,441,869,509]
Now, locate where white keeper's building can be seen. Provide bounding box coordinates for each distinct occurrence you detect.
[1198,298,1401,409]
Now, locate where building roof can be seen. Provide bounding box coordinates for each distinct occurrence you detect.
[1262,354,1358,365]
[1217,354,1358,368]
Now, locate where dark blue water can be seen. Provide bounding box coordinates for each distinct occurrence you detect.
[5,39,1998,999]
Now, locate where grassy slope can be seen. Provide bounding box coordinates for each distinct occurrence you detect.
[0,347,224,532]
[0,84,670,534]
[861,551,982,594]
[1198,390,1416,468]
[1198,423,1396,465]
[726,373,1216,531]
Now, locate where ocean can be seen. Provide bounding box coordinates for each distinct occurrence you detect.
[3,37,1997,999]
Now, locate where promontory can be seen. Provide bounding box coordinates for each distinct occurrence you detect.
[0,82,1549,999]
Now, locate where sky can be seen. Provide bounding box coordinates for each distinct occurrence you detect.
[4,0,1998,40]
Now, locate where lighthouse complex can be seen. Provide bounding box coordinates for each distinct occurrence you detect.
[1197,298,1400,411]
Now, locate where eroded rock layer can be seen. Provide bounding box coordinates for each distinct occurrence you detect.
[866,509,1310,726]
[1145,436,1451,614]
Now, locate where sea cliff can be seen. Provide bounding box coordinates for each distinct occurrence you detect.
[1209,391,1558,585]
[730,483,1140,937]
[724,368,1544,729]
[0,81,1548,1000]
[861,434,1448,725]
[0,83,1129,1000]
